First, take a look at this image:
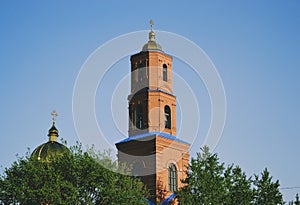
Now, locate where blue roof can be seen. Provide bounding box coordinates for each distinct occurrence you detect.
[145,193,176,205]
[146,199,155,205]
[162,193,176,205]
[115,132,190,145]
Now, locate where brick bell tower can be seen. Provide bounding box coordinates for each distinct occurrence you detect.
[116,21,190,204]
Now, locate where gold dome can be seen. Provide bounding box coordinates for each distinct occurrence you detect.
[31,112,69,161]
[142,20,162,51]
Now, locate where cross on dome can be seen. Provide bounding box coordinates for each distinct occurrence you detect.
[51,110,58,123]
[150,19,154,31]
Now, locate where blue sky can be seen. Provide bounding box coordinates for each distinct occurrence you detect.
[1,1,300,201]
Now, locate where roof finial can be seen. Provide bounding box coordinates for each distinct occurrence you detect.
[150,19,154,31]
[51,110,58,124]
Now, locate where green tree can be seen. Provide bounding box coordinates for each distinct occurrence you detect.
[176,146,227,204]
[177,147,284,205]
[253,168,284,205]
[289,193,300,205]
[0,143,148,205]
[224,165,253,205]
[295,193,300,205]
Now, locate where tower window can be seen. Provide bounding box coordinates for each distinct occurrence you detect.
[164,105,171,129]
[163,64,168,82]
[135,105,143,129]
[168,163,177,192]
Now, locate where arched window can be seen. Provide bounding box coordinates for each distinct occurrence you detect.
[168,163,177,192]
[135,105,143,129]
[164,105,171,129]
[163,64,168,82]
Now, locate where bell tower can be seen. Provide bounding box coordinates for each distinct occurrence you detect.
[128,24,176,137]
[116,21,190,204]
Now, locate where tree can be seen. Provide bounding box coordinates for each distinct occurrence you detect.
[224,165,253,205]
[0,143,149,205]
[253,168,283,205]
[289,193,300,205]
[176,146,227,204]
[295,193,300,205]
[176,147,283,205]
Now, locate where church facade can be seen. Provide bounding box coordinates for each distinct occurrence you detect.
[116,22,190,204]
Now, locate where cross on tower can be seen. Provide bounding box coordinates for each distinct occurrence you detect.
[51,110,58,123]
[150,19,154,31]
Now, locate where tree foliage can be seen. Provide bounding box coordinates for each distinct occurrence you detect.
[253,168,284,205]
[0,143,148,205]
[224,165,253,204]
[289,193,300,205]
[177,146,227,204]
[176,146,284,205]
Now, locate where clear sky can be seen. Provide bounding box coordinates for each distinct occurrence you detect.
[0,0,299,202]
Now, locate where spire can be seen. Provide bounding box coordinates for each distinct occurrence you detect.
[48,110,59,142]
[142,19,162,51]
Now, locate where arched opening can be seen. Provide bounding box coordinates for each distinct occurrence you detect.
[168,163,177,192]
[135,105,143,129]
[163,64,168,82]
[164,105,171,129]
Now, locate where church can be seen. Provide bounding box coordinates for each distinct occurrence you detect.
[31,22,190,205]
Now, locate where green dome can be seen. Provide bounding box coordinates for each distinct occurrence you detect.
[31,121,69,161]
[31,141,69,161]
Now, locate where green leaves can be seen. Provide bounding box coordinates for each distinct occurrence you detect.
[176,146,283,205]
[0,143,148,205]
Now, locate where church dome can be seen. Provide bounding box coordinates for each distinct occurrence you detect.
[31,141,69,161]
[142,31,162,51]
[31,111,69,161]
[142,20,162,51]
